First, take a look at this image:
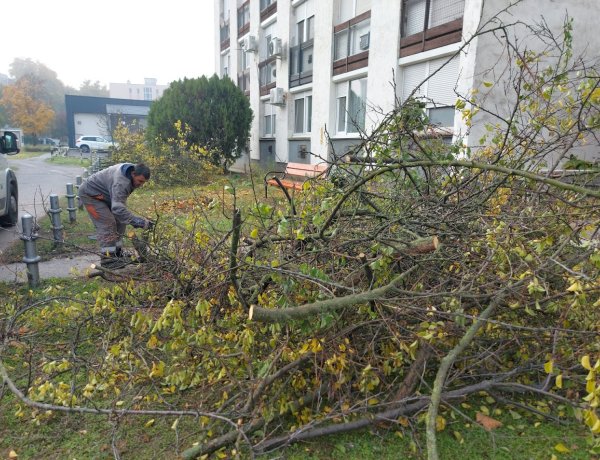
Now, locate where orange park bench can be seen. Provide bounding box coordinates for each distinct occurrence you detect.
[264,162,330,213]
[264,162,329,193]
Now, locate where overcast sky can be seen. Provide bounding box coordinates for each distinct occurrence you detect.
[1,0,216,89]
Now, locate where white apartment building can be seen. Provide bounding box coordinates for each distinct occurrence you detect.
[109,78,168,101]
[215,0,600,169]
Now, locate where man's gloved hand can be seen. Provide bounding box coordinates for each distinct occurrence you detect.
[131,216,149,229]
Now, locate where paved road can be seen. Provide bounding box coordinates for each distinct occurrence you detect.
[0,154,87,254]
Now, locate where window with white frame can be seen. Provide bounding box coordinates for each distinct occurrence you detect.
[294,93,313,134]
[221,53,230,77]
[239,48,250,70]
[290,1,315,87]
[263,102,276,137]
[143,87,152,100]
[338,0,371,23]
[402,0,464,37]
[401,54,459,127]
[335,77,367,134]
[333,17,370,61]
[261,22,276,61]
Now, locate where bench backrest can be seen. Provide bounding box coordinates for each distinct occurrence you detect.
[285,162,328,178]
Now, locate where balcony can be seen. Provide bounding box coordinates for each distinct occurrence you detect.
[220,22,230,51]
[260,0,277,22]
[289,39,314,88]
[258,57,277,96]
[237,69,250,96]
[237,1,250,36]
[400,0,464,57]
[332,11,371,76]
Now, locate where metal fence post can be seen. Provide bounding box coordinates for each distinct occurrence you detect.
[75,175,83,210]
[66,183,77,223]
[21,214,41,287]
[48,194,64,245]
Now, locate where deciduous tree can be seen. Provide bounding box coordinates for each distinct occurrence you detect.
[0,75,55,137]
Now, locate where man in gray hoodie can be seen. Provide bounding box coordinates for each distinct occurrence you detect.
[79,163,153,268]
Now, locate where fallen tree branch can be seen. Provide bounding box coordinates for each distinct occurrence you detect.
[250,265,418,323]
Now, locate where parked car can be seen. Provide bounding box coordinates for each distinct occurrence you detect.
[0,131,20,227]
[39,137,60,146]
[75,135,117,153]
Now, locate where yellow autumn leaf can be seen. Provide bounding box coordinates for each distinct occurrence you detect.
[555,374,563,389]
[171,418,179,430]
[147,335,158,349]
[149,361,165,378]
[9,450,18,459]
[483,81,493,87]
[567,280,583,292]
[554,443,570,453]
[582,355,592,370]
[250,228,259,238]
[145,419,155,427]
[592,419,600,434]
[544,360,554,374]
[436,415,447,431]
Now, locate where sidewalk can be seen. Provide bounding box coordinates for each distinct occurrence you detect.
[0,254,99,284]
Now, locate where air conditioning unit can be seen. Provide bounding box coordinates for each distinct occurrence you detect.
[242,35,257,52]
[268,37,283,57]
[269,87,285,105]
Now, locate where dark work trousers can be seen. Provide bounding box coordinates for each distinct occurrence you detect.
[80,194,125,254]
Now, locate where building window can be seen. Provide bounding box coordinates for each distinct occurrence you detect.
[399,0,464,57]
[336,78,367,134]
[294,94,312,134]
[260,0,274,11]
[338,0,371,23]
[402,0,464,37]
[144,87,152,100]
[334,17,370,61]
[221,53,230,77]
[290,5,315,88]
[238,1,250,34]
[263,102,276,137]
[401,54,459,127]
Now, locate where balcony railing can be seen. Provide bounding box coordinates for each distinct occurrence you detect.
[237,1,250,36]
[400,0,464,57]
[258,57,277,96]
[260,0,277,22]
[220,22,230,51]
[332,11,371,76]
[289,39,314,88]
[237,70,250,95]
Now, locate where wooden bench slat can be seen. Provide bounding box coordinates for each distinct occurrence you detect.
[265,162,329,192]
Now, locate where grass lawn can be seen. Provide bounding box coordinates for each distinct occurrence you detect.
[46,155,91,167]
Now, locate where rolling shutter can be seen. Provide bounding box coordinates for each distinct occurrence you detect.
[427,55,459,107]
[402,61,428,102]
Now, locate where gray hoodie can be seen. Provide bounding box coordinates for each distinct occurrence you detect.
[79,163,146,227]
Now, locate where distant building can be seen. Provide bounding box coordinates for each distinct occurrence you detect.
[109,78,168,101]
[65,95,153,147]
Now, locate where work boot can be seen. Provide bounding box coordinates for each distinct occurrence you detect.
[100,253,129,269]
[115,247,136,258]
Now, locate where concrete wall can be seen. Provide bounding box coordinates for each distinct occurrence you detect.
[457,0,600,165]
